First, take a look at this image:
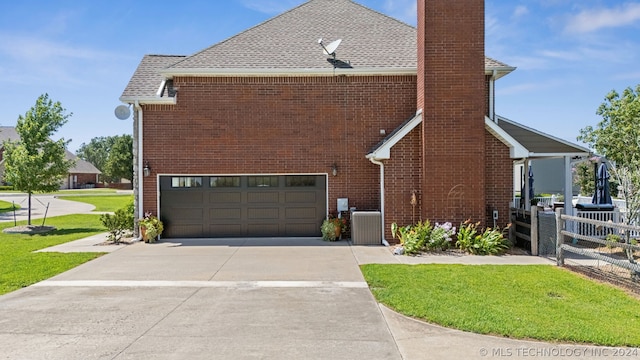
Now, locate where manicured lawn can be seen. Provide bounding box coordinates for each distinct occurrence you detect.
[57,195,133,212]
[361,264,640,347]
[0,214,106,295]
[0,200,19,213]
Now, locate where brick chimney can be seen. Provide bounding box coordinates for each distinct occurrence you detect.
[417,0,486,225]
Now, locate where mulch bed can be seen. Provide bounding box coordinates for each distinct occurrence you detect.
[2,225,56,234]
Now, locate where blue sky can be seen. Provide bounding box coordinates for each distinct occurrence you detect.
[1,0,639,152]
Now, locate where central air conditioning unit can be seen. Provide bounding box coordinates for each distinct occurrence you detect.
[351,211,382,245]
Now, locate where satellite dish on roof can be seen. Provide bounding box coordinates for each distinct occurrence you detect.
[318,38,342,56]
[114,105,131,120]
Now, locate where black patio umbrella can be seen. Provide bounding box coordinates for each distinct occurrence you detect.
[592,162,612,205]
[520,165,534,207]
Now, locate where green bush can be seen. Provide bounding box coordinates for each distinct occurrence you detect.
[391,221,436,255]
[427,222,454,251]
[456,220,509,255]
[99,200,134,244]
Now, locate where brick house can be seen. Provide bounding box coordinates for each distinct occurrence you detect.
[0,126,101,189]
[120,0,589,240]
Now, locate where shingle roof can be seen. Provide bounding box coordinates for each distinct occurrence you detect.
[168,0,416,72]
[121,55,186,100]
[121,0,515,100]
[0,126,101,174]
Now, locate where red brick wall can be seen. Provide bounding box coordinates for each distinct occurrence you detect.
[418,0,487,226]
[384,125,423,240]
[140,75,417,217]
[484,130,513,228]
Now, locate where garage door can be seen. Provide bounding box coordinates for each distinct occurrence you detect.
[159,175,326,238]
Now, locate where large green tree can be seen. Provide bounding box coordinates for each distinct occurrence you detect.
[578,84,640,168]
[3,94,75,225]
[76,134,132,183]
[104,135,133,182]
[578,84,640,264]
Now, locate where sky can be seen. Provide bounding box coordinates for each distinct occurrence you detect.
[1,0,639,153]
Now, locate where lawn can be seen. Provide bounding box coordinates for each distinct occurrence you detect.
[361,264,640,347]
[0,200,19,213]
[0,214,106,295]
[56,194,133,212]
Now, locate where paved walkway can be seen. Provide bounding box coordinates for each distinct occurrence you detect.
[0,195,628,359]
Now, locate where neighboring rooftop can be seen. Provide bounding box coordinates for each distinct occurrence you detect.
[0,126,101,174]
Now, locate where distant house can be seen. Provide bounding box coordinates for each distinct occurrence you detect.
[0,126,101,189]
[120,0,589,240]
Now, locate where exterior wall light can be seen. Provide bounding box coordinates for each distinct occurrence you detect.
[143,161,151,177]
[331,163,338,177]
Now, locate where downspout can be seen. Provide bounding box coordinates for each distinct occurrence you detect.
[133,100,144,242]
[368,158,388,246]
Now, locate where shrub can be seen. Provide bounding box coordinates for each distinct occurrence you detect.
[139,212,164,243]
[456,220,510,255]
[390,221,435,255]
[427,222,454,251]
[100,204,133,244]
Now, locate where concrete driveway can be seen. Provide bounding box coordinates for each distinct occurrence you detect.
[0,236,617,360]
[0,238,402,360]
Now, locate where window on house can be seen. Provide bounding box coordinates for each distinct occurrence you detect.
[210,176,241,188]
[285,176,316,187]
[171,177,203,188]
[248,176,278,187]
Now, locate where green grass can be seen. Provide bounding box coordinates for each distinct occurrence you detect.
[361,264,640,346]
[0,214,106,295]
[57,194,133,212]
[0,200,20,213]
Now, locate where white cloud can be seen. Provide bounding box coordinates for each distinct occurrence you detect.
[513,5,529,18]
[565,2,640,33]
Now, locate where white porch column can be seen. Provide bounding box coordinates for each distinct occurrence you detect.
[563,155,573,216]
[524,158,531,211]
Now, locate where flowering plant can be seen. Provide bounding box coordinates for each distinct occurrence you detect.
[139,212,164,243]
[321,214,347,241]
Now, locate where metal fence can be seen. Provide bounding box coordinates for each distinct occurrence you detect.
[555,209,640,293]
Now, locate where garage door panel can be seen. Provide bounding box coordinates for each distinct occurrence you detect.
[164,208,203,223]
[247,208,279,219]
[247,224,279,236]
[210,192,242,203]
[209,208,242,220]
[285,192,316,203]
[208,224,243,237]
[166,225,204,238]
[247,192,279,203]
[284,207,316,219]
[163,191,204,206]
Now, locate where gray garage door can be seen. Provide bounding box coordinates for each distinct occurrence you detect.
[159,175,326,238]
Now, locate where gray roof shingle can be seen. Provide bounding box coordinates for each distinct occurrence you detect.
[121,55,186,100]
[121,0,515,99]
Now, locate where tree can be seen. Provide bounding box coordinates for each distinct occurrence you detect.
[104,135,133,182]
[76,134,133,183]
[3,94,75,225]
[578,85,640,266]
[578,84,640,169]
[76,136,116,182]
